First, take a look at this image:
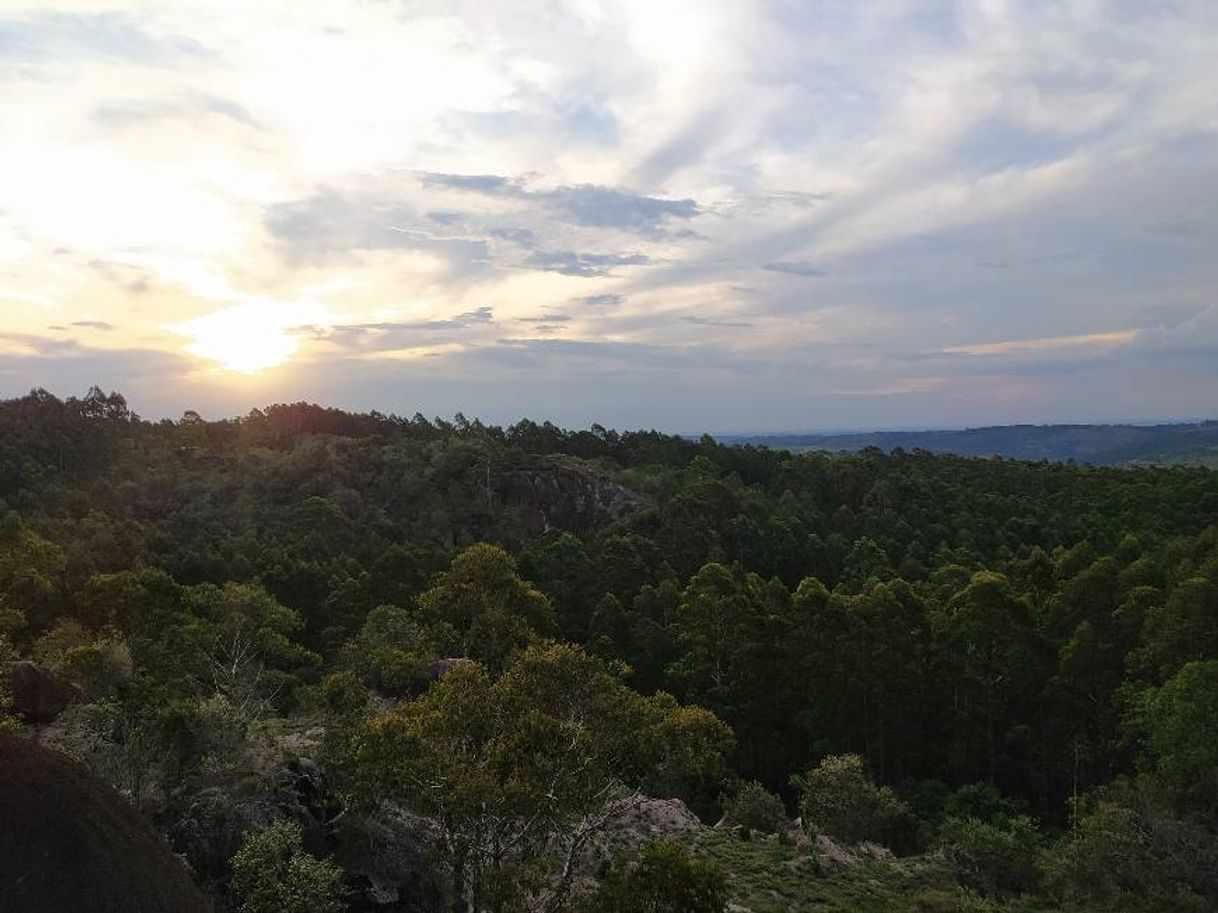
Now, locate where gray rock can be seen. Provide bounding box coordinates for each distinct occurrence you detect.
[7,660,82,724]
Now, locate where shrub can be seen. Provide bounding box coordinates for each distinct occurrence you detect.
[792,754,909,846]
[230,819,343,913]
[580,840,728,913]
[319,670,370,717]
[724,780,787,834]
[937,814,1041,898]
[1042,796,1215,912]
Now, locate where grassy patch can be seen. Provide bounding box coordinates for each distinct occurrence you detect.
[686,829,1051,913]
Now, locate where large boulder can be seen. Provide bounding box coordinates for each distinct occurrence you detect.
[7,660,82,723]
[331,802,449,912]
[0,733,210,913]
[160,758,333,895]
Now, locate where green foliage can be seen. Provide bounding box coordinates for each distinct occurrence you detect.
[1141,661,1218,823]
[319,670,370,717]
[341,603,435,696]
[724,781,787,834]
[1042,796,1215,912]
[0,624,19,731]
[936,814,1042,898]
[230,819,343,913]
[580,841,728,913]
[416,542,553,672]
[8,390,1218,911]
[56,632,134,699]
[350,643,732,912]
[793,754,909,847]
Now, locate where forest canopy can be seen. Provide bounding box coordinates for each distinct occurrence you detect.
[3,387,1218,912]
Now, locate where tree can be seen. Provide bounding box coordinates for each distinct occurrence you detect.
[723,781,786,834]
[341,603,436,696]
[230,819,343,913]
[417,543,554,672]
[579,841,728,913]
[792,754,909,846]
[1142,661,1218,823]
[349,643,732,913]
[933,572,1046,788]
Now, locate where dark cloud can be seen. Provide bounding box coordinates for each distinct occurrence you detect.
[516,314,572,323]
[522,250,649,277]
[682,316,754,328]
[420,172,700,236]
[488,227,536,246]
[763,261,827,277]
[68,320,115,331]
[543,185,698,234]
[264,189,490,271]
[344,306,495,333]
[421,173,522,195]
[575,294,624,307]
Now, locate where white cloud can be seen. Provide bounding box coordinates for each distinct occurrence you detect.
[2,0,1217,427]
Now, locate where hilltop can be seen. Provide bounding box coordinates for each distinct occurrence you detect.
[726,420,1218,466]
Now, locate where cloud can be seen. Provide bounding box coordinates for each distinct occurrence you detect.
[575,294,625,308]
[762,261,827,277]
[682,316,753,328]
[488,227,536,246]
[943,330,1138,357]
[93,94,260,130]
[420,172,700,235]
[68,320,115,331]
[522,250,650,277]
[5,1,1218,429]
[264,188,491,272]
[0,11,208,66]
[517,314,572,323]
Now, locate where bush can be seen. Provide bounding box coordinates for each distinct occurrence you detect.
[319,670,370,717]
[724,780,787,834]
[580,840,728,913]
[1042,796,1215,912]
[792,754,909,846]
[230,819,343,913]
[937,814,1041,898]
[57,633,133,699]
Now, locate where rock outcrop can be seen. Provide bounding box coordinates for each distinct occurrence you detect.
[0,733,210,913]
[6,660,82,723]
[497,456,638,534]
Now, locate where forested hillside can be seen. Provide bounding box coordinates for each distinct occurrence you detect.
[732,420,1218,466]
[4,387,1218,912]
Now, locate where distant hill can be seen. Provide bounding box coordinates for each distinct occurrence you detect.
[724,421,1218,466]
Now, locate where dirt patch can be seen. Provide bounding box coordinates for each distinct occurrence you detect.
[0,733,210,913]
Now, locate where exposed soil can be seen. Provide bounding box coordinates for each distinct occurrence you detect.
[0,733,210,913]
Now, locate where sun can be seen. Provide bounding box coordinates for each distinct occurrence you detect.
[178,304,302,374]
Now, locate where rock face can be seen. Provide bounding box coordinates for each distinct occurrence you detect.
[331,802,449,912]
[498,456,638,535]
[7,660,82,723]
[0,733,210,913]
[160,757,334,896]
[160,756,448,912]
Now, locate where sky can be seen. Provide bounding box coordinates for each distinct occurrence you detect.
[1,0,1217,433]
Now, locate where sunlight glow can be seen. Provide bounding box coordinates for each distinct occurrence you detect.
[176,304,306,373]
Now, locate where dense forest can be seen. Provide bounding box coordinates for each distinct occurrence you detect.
[731,420,1218,466]
[3,386,1218,912]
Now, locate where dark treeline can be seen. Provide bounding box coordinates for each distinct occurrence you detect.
[4,387,1218,911]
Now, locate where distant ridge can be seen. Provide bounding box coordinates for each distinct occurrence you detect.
[723,420,1218,467]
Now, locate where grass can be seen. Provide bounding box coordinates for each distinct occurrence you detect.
[685,828,1051,913]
